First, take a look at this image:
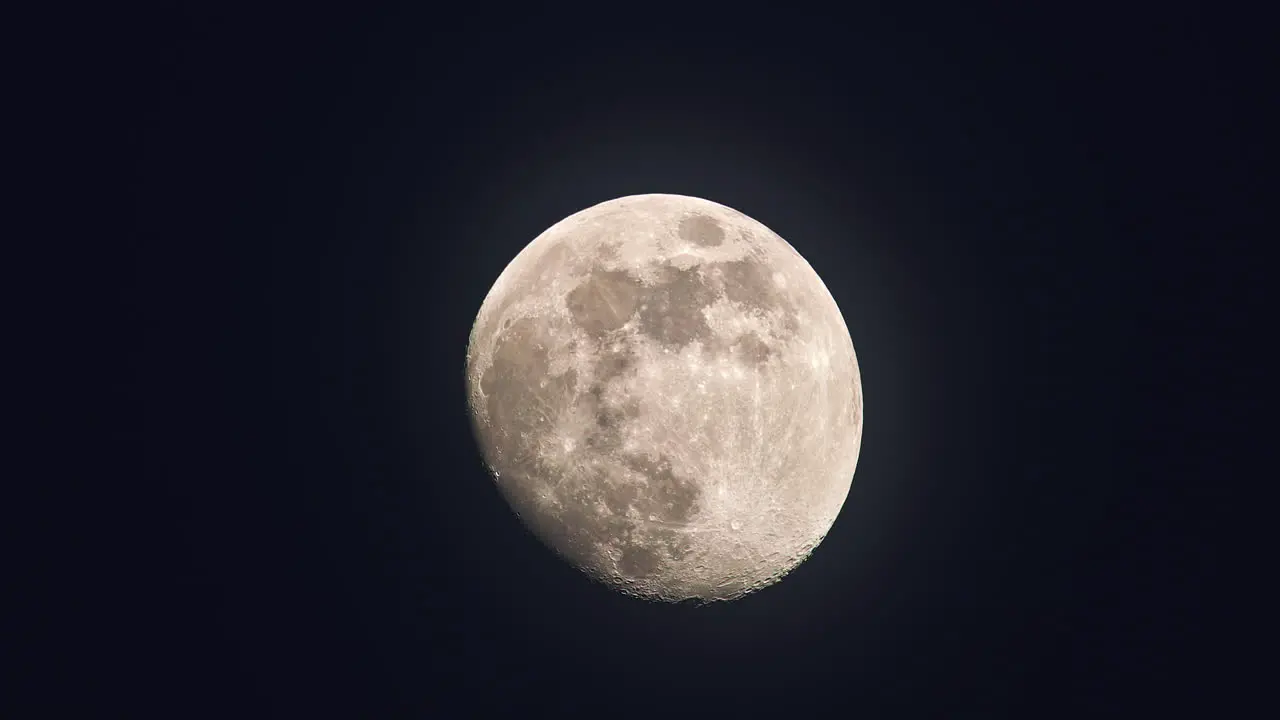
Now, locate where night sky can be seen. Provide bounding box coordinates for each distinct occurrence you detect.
[129,5,1255,716]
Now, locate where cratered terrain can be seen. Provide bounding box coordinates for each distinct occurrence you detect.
[466,194,862,602]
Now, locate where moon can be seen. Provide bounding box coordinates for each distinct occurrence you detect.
[465,194,862,602]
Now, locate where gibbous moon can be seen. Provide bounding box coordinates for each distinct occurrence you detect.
[466,194,862,602]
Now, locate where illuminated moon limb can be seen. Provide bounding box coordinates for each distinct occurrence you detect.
[466,194,862,602]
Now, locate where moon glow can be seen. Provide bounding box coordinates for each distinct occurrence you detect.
[466,194,862,602]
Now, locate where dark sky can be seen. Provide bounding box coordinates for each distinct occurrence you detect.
[129,5,1256,716]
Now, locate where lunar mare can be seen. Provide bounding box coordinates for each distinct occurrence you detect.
[466,194,862,602]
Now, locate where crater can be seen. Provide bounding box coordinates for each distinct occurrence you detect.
[596,239,622,261]
[636,266,717,346]
[731,332,774,364]
[533,501,599,570]
[566,270,642,337]
[530,453,701,582]
[479,317,577,453]
[603,452,703,579]
[530,243,572,285]
[594,340,636,384]
[578,387,640,451]
[618,546,662,577]
[601,481,640,516]
[718,257,783,312]
[527,482,633,576]
[621,453,701,526]
[712,257,802,341]
[678,214,725,247]
[594,397,639,434]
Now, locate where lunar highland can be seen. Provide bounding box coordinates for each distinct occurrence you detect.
[465,194,862,602]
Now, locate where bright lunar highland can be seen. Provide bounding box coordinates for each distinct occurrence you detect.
[466,194,862,602]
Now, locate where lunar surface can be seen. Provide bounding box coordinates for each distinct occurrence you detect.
[465,194,862,602]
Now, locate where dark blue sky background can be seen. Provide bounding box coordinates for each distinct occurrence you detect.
[130,5,1257,716]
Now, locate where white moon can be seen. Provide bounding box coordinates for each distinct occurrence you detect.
[466,194,862,602]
